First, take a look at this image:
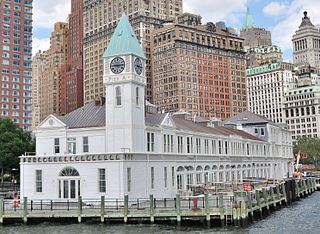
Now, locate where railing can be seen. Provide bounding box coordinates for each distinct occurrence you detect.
[0,179,316,226]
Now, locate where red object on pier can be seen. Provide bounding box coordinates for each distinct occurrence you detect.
[243,183,253,192]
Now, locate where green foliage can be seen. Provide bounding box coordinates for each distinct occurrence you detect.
[0,119,35,174]
[293,136,320,167]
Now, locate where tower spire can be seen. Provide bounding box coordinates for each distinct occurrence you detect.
[243,7,256,30]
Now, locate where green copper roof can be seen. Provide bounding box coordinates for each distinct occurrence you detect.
[246,62,281,76]
[103,14,146,58]
[243,7,256,30]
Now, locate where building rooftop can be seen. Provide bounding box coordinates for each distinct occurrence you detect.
[224,111,270,126]
[103,14,146,58]
[246,62,281,76]
[299,11,315,28]
[285,85,320,96]
[243,7,256,30]
[54,101,264,142]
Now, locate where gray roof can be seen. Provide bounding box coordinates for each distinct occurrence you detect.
[56,101,263,141]
[55,102,105,129]
[223,111,271,126]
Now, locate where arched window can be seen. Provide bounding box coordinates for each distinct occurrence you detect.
[59,167,80,177]
[136,87,139,106]
[116,86,121,106]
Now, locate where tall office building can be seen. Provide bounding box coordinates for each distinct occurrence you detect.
[0,0,33,130]
[240,8,272,50]
[247,62,296,124]
[152,14,247,120]
[83,0,183,104]
[60,0,84,115]
[292,11,320,68]
[31,51,47,130]
[40,22,68,121]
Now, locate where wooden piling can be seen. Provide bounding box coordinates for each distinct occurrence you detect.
[218,194,225,227]
[23,197,28,224]
[175,194,181,225]
[124,195,128,223]
[204,194,210,226]
[0,197,4,224]
[100,196,105,223]
[78,196,82,223]
[255,190,262,219]
[150,194,154,223]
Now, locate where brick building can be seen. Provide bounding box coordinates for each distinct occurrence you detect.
[0,0,33,130]
[60,0,84,115]
[152,14,247,120]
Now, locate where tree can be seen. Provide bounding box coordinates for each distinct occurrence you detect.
[0,119,35,182]
[293,136,320,169]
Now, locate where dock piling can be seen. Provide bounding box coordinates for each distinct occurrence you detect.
[175,194,181,225]
[78,196,82,223]
[124,195,128,223]
[100,196,105,223]
[23,197,28,224]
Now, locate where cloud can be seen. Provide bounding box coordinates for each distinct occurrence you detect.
[32,37,50,56]
[184,0,247,26]
[33,0,70,30]
[263,2,290,16]
[265,0,320,60]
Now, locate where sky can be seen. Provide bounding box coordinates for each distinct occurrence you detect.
[33,0,320,61]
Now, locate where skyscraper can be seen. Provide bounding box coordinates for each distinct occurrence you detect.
[39,22,68,121]
[31,50,47,131]
[0,0,33,130]
[83,0,183,104]
[60,0,84,115]
[240,7,272,50]
[292,11,320,68]
[152,14,247,120]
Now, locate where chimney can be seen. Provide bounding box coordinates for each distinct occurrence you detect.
[94,96,105,106]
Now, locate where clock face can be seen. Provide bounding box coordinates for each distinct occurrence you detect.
[134,58,143,75]
[110,57,125,74]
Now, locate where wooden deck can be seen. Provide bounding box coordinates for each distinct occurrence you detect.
[0,178,317,227]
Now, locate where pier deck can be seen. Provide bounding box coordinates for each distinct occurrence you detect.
[0,178,316,227]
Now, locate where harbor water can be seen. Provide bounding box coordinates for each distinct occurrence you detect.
[0,192,319,234]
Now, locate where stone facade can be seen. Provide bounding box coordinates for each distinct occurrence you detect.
[292,11,320,68]
[152,15,247,120]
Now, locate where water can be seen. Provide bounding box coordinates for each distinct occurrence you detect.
[0,192,319,234]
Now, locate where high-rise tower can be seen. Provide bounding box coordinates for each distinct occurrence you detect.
[240,7,272,50]
[292,11,320,68]
[60,0,84,115]
[83,0,183,104]
[0,0,33,130]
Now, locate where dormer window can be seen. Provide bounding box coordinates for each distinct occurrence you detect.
[116,86,121,106]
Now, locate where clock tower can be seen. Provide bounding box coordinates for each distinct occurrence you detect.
[103,14,146,153]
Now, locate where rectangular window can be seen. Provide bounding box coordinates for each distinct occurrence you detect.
[147,132,154,152]
[36,170,42,192]
[187,137,193,153]
[172,166,175,187]
[83,137,89,153]
[164,167,167,188]
[196,138,201,154]
[98,169,106,193]
[151,167,155,189]
[204,139,209,154]
[67,138,76,154]
[177,136,183,153]
[54,138,60,154]
[127,168,131,192]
